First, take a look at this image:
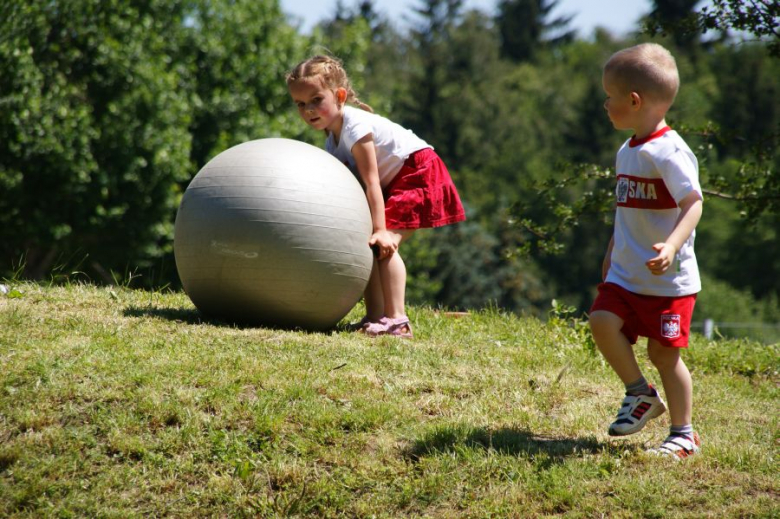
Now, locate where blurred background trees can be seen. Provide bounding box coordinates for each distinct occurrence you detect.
[1,0,777,340]
[0,0,301,283]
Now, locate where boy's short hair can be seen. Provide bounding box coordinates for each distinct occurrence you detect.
[604,43,680,107]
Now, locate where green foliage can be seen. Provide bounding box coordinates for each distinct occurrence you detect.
[309,1,372,80]
[701,44,780,219]
[399,0,468,162]
[687,334,779,377]
[498,8,778,313]
[645,0,702,49]
[696,196,780,303]
[694,273,780,344]
[182,0,304,166]
[0,0,193,282]
[512,163,614,256]
[0,0,304,286]
[646,0,780,56]
[497,0,576,62]
[404,218,553,314]
[547,298,597,353]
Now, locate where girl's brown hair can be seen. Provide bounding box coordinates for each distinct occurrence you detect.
[286,55,373,113]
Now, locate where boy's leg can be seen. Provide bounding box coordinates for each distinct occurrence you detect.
[589,310,643,384]
[590,310,666,436]
[378,230,414,319]
[647,339,692,426]
[647,338,700,458]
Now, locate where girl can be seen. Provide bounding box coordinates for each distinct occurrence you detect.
[286,55,465,338]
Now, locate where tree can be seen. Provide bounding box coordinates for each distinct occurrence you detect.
[350,1,409,113]
[691,0,778,56]
[513,0,779,244]
[403,219,554,314]
[0,0,192,282]
[645,0,779,57]
[646,0,702,49]
[496,0,575,62]
[400,0,464,160]
[182,0,303,168]
[680,2,780,219]
[507,1,779,312]
[0,0,304,285]
[309,1,373,99]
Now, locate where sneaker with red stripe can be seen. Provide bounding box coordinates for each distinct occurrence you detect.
[649,432,701,460]
[608,387,666,436]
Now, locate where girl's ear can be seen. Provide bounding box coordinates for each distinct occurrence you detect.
[336,87,347,104]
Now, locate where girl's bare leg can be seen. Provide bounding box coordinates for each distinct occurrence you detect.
[362,261,385,321]
[378,230,415,319]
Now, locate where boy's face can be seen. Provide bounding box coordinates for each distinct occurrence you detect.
[602,73,636,131]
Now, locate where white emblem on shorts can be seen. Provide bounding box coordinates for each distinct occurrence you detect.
[661,314,681,339]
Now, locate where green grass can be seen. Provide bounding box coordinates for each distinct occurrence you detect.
[0,282,777,518]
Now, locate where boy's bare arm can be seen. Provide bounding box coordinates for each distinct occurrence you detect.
[646,191,703,275]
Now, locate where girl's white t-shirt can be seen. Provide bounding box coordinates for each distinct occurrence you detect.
[606,128,702,297]
[326,106,430,187]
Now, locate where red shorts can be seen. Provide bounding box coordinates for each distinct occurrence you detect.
[383,148,466,229]
[590,282,697,348]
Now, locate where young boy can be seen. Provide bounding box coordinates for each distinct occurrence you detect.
[589,43,704,459]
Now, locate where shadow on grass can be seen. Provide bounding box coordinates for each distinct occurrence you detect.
[122,305,337,334]
[404,425,634,464]
[124,305,208,325]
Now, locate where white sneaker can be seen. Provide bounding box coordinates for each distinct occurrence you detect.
[649,432,701,460]
[608,387,666,436]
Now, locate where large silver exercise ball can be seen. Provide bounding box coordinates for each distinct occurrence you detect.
[174,138,373,331]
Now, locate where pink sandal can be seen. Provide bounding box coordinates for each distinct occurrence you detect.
[347,316,388,332]
[364,316,413,338]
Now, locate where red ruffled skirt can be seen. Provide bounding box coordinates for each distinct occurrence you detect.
[383,148,466,229]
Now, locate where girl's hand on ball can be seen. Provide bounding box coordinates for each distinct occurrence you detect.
[370,232,397,260]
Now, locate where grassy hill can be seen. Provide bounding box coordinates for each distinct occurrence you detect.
[0,282,777,517]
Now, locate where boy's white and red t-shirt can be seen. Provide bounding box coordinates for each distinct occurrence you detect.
[606,126,702,297]
[326,106,430,188]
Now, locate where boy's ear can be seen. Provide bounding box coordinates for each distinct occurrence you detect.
[630,91,642,109]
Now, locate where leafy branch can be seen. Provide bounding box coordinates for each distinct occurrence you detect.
[510,162,614,256]
[644,0,780,56]
[681,121,780,220]
[510,121,778,257]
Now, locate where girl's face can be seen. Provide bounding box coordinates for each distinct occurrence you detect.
[289,78,345,134]
[602,73,636,131]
